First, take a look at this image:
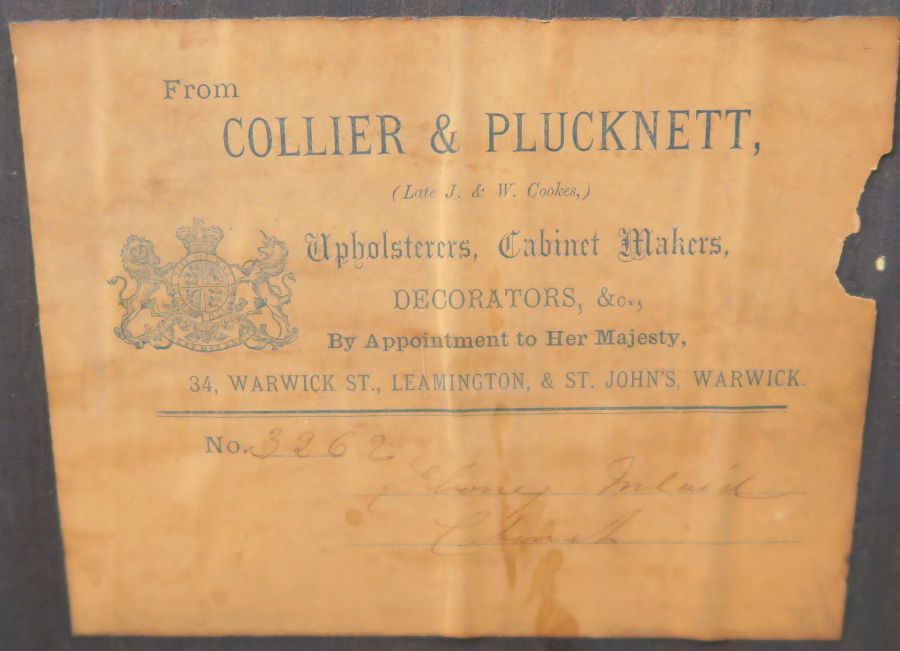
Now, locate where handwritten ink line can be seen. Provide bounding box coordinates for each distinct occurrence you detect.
[337,490,806,498]
[259,453,338,459]
[156,404,788,419]
[347,539,801,548]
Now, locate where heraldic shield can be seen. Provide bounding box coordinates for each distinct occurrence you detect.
[109,219,298,351]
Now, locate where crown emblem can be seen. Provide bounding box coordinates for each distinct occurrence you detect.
[176,218,224,254]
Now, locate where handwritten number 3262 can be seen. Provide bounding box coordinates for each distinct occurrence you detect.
[248,429,394,461]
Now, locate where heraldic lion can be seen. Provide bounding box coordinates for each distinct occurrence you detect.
[108,235,171,340]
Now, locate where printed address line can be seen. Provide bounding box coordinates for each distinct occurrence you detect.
[156,404,788,418]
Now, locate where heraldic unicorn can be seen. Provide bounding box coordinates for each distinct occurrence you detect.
[109,219,298,351]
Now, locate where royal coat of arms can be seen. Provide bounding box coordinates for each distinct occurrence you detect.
[109,219,298,351]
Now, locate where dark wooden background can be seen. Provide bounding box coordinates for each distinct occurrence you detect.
[1,2,898,649]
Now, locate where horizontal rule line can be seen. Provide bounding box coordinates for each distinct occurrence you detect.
[156,405,788,418]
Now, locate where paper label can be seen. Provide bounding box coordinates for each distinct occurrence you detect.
[10,17,897,639]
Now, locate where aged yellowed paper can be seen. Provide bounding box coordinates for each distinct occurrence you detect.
[10,17,897,639]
